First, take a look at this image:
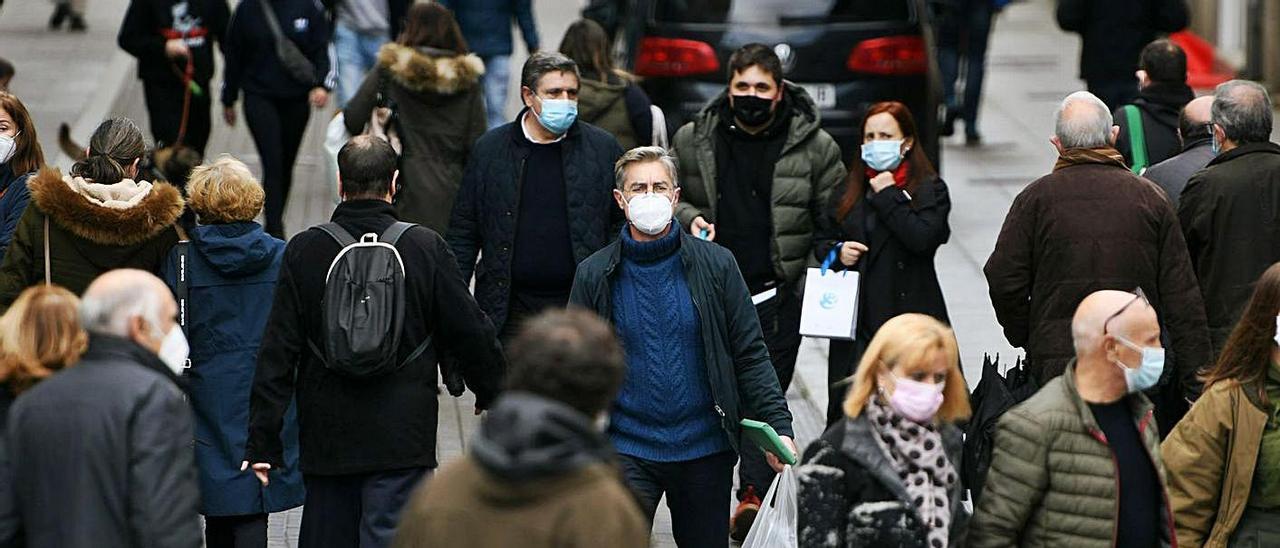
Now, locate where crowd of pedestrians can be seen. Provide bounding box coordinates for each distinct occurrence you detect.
[0,2,1278,548]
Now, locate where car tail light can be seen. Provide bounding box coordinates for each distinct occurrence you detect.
[847,36,927,75]
[635,37,721,77]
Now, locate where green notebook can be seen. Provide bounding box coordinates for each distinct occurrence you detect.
[740,418,797,465]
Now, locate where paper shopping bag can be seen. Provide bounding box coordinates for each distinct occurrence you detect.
[800,245,859,339]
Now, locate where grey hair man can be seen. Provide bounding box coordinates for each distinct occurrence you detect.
[986,90,1210,433]
[972,290,1175,547]
[570,145,795,546]
[1144,96,1215,208]
[1179,79,1280,353]
[449,51,623,344]
[4,269,201,547]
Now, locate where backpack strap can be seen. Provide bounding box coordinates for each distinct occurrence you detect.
[380,222,417,246]
[315,222,358,247]
[1123,105,1149,174]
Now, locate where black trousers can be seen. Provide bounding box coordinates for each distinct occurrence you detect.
[736,287,801,499]
[619,451,736,548]
[143,78,212,156]
[204,513,267,548]
[243,92,310,238]
[827,338,868,428]
[299,467,429,548]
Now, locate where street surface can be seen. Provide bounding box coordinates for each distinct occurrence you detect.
[6,0,1277,545]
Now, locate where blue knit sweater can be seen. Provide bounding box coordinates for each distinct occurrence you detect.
[609,226,730,462]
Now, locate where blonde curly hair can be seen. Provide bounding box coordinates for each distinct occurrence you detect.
[186,155,265,224]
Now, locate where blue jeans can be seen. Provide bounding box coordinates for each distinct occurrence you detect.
[481,55,512,128]
[937,0,994,138]
[619,451,736,547]
[334,22,387,108]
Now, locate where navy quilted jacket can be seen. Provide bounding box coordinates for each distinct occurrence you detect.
[448,112,624,332]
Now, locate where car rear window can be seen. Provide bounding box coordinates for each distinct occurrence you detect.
[655,0,911,25]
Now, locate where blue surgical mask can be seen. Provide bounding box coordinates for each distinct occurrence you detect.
[861,140,905,172]
[535,96,577,135]
[1112,335,1165,393]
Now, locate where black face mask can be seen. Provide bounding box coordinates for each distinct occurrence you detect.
[731,94,774,127]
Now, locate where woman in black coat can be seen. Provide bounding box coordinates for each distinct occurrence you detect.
[815,101,952,427]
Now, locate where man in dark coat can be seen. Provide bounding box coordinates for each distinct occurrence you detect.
[245,136,506,548]
[1056,0,1188,111]
[1179,80,1280,354]
[3,269,201,547]
[1145,95,1215,209]
[448,52,624,343]
[985,91,1211,435]
[1113,39,1195,171]
[118,0,230,156]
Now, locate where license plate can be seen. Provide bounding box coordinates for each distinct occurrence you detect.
[797,83,836,109]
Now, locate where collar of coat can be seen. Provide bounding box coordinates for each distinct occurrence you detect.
[1060,359,1156,435]
[692,82,823,156]
[376,43,484,95]
[1206,140,1280,169]
[27,167,184,246]
[1052,146,1127,172]
[82,333,188,391]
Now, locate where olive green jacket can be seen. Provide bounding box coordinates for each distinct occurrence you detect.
[1162,379,1270,548]
[969,361,1175,547]
[670,84,846,286]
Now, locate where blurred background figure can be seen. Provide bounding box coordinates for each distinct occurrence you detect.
[0,59,13,92]
[391,309,648,548]
[797,313,971,548]
[160,156,302,548]
[936,0,1002,145]
[1163,261,1280,546]
[559,18,652,150]
[48,0,86,31]
[345,2,484,235]
[0,92,43,261]
[1113,39,1194,171]
[220,0,331,239]
[439,0,540,129]
[1055,0,1189,110]
[329,0,409,107]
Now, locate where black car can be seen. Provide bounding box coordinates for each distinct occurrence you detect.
[590,0,943,166]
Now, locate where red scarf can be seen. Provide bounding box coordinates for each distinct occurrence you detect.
[865,162,911,188]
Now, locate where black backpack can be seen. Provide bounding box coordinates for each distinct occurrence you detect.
[307,221,430,378]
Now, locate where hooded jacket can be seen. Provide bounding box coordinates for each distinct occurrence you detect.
[0,164,32,262]
[344,44,486,235]
[1114,82,1195,169]
[4,334,201,548]
[1178,142,1280,354]
[671,84,846,287]
[390,392,648,548]
[160,222,303,517]
[576,71,652,151]
[0,168,183,310]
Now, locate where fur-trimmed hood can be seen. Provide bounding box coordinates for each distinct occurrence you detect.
[377,43,484,95]
[28,168,185,246]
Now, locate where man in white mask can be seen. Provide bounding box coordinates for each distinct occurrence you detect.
[569,146,795,546]
[971,289,1175,547]
[3,268,201,547]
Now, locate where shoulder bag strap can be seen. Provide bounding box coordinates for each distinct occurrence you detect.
[43,216,50,286]
[315,222,358,247]
[258,0,286,43]
[1124,105,1149,173]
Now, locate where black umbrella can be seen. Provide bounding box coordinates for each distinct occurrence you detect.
[961,353,1038,503]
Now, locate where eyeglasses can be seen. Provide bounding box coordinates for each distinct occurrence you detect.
[1102,287,1149,336]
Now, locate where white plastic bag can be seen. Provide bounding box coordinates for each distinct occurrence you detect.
[323,112,349,205]
[742,464,799,548]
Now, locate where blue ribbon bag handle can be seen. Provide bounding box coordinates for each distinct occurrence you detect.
[821,241,843,276]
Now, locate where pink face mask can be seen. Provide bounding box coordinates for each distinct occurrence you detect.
[886,372,944,423]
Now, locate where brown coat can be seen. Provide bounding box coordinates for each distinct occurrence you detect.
[1162,379,1270,548]
[391,457,649,548]
[984,148,1211,391]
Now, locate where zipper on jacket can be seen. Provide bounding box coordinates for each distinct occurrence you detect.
[689,286,732,445]
[1136,410,1180,548]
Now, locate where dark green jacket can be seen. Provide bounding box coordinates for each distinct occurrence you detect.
[568,229,794,450]
[970,361,1175,547]
[670,84,846,286]
[0,168,183,310]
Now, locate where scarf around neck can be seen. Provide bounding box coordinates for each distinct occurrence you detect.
[866,395,955,548]
[865,161,911,188]
[1053,146,1127,172]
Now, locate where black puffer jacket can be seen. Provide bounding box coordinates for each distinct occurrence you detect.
[1114,83,1195,169]
[798,413,967,548]
[448,113,624,332]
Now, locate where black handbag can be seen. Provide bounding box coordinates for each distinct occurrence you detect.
[259,0,317,86]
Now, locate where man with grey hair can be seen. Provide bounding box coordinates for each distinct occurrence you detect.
[986,91,1210,435]
[450,51,623,344]
[4,269,201,547]
[570,146,794,546]
[1179,79,1280,354]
